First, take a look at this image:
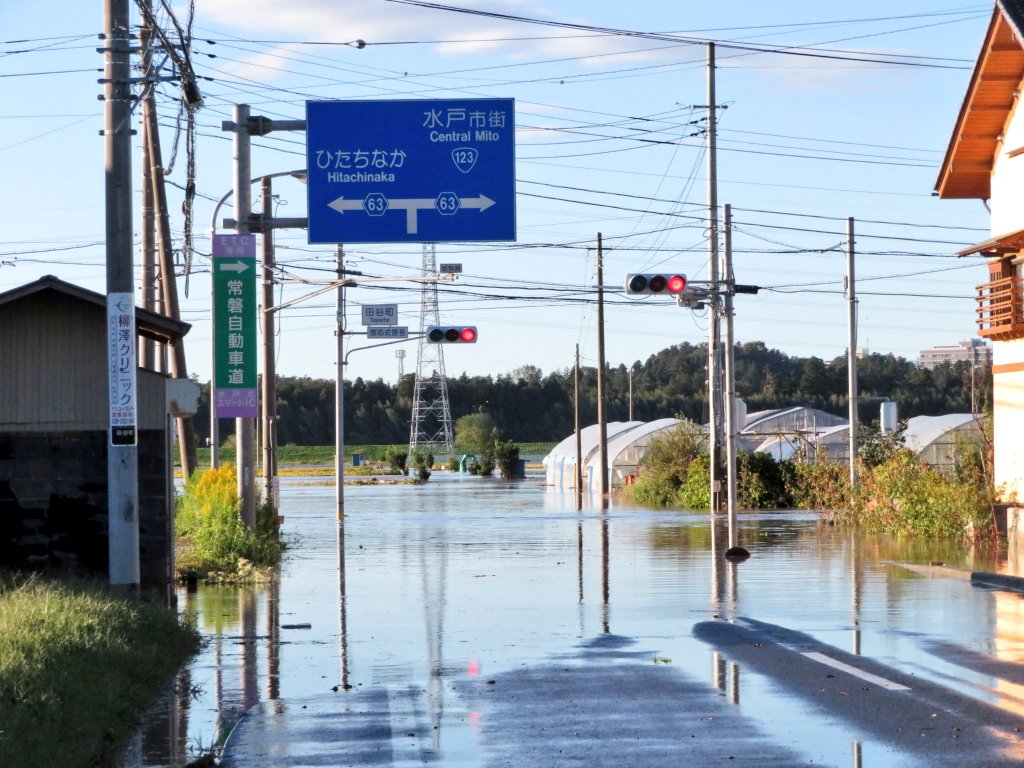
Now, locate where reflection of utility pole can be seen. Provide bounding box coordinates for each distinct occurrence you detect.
[338,517,349,692]
[601,515,610,634]
[421,535,448,748]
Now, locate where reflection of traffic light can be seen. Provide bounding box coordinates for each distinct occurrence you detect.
[624,273,687,295]
[426,325,478,343]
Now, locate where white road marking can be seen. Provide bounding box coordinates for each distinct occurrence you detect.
[802,651,911,691]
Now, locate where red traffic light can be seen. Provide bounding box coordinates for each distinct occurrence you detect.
[426,325,478,343]
[624,273,688,296]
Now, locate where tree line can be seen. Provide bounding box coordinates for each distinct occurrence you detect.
[190,341,992,447]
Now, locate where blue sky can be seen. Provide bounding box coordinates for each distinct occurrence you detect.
[0,2,996,385]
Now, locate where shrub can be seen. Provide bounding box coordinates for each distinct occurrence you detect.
[495,438,521,479]
[677,453,711,509]
[840,449,995,539]
[789,461,850,512]
[410,450,433,482]
[737,452,794,509]
[386,448,408,476]
[175,464,282,580]
[468,454,495,477]
[625,422,707,508]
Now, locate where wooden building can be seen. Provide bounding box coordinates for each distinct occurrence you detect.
[0,275,194,594]
[936,0,1024,505]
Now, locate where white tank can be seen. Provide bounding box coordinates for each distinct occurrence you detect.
[880,401,898,433]
[734,398,747,431]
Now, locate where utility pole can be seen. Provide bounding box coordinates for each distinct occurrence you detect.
[261,177,278,510]
[138,4,156,373]
[847,217,859,491]
[574,344,583,511]
[103,0,139,587]
[706,42,723,513]
[233,103,256,527]
[143,71,198,478]
[723,205,738,548]
[336,245,346,519]
[595,233,609,506]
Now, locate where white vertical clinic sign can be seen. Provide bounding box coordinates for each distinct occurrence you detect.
[107,293,137,446]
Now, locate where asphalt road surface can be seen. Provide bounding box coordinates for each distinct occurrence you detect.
[222,617,1024,767]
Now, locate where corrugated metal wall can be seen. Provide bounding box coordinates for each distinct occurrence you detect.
[0,293,168,431]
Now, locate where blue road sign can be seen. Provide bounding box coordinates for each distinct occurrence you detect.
[306,98,516,244]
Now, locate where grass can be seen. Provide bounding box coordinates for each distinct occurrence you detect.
[0,574,200,768]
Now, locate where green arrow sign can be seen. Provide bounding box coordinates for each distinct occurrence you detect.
[213,234,258,418]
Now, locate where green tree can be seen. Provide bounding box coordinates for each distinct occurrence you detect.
[455,412,497,454]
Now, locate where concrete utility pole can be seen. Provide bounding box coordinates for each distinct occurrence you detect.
[595,233,609,506]
[261,177,278,510]
[723,205,738,548]
[138,5,156,373]
[232,103,257,528]
[104,0,139,587]
[574,343,583,512]
[143,75,198,478]
[335,244,346,520]
[706,42,723,513]
[847,217,859,491]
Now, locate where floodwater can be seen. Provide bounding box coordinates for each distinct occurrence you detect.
[123,472,1024,767]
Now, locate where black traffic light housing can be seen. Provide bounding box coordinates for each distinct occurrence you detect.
[624,273,688,295]
[426,325,478,343]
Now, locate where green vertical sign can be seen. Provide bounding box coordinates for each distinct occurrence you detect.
[213,233,258,418]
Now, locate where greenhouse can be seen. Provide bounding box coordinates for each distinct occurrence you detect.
[543,421,644,491]
[903,414,983,468]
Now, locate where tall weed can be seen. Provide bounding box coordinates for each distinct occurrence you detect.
[175,464,282,578]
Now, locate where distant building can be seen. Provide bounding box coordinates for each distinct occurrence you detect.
[919,339,992,370]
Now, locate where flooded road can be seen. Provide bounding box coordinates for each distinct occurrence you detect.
[128,473,1024,767]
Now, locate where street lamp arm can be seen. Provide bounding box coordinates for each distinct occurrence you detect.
[344,337,415,366]
[208,169,307,235]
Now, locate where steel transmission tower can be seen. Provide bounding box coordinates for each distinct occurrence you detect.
[409,244,454,456]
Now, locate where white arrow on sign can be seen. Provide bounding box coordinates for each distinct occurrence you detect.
[218,261,250,273]
[328,197,364,214]
[327,193,496,234]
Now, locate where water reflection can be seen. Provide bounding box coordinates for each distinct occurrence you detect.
[127,478,1024,767]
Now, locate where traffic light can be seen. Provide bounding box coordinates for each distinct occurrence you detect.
[426,325,478,343]
[624,273,687,296]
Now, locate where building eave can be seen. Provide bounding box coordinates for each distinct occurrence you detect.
[936,7,1024,200]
